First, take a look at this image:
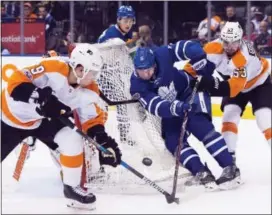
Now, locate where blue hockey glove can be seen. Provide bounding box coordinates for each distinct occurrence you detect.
[170,101,197,117]
[190,54,215,77]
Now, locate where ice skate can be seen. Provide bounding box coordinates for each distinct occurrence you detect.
[216,165,242,190]
[64,184,96,211]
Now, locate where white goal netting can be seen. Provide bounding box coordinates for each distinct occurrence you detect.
[85,38,192,194]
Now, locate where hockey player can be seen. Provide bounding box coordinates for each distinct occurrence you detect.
[1,44,122,210]
[98,5,137,145]
[15,50,63,160]
[98,5,136,44]
[130,42,241,190]
[195,21,271,161]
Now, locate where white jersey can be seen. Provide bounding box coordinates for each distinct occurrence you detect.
[204,38,270,97]
[1,58,106,131]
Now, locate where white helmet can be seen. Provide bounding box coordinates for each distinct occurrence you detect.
[69,43,103,83]
[220,21,243,43]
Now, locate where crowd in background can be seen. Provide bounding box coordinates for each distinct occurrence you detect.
[1,1,272,56]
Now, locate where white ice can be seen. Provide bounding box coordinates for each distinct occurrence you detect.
[1,117,271,214]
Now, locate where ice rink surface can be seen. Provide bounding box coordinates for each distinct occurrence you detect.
[1,117,271,214]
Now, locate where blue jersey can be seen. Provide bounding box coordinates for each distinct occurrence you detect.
[98,24,133,43]
[130,40,209,118]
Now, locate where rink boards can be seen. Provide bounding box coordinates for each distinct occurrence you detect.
[1,56,271,120]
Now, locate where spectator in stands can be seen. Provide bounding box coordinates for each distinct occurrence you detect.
[243,21,258,43]
[23,2,37,19]
[137,25,157,50]
[1,46,10,55]
[63,31,77,46]
[37,4,56,39]
[196,4,221,42]
[1,3,10,18]
[77,33,87,43]
[225,5,244,27]
[2,2,19,18]
[254,21,272,55]
[251,7,268,34]
[265,4,272,35]
[46,29,68,54]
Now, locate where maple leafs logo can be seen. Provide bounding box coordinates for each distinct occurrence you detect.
[158,81,177,102]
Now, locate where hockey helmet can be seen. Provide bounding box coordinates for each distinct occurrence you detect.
[220,21,243,43]
[134,47,155,70]
[69,44,103,82]
[117,5,135,20]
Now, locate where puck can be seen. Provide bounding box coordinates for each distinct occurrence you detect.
[142,157,152,166]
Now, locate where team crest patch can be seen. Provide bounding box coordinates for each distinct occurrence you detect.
[22,69,33,80]
[158,81,177,102]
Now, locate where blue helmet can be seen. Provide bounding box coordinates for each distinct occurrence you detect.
[117,5,135,20]
[134,47,155,70]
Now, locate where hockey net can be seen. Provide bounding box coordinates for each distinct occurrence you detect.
[85,38,192,194]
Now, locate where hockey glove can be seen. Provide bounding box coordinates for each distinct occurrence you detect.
[171,100,197,117]
[87,125,122,167]
[190,54,215,77]
[33,87,71,118]
[191,76,230,97]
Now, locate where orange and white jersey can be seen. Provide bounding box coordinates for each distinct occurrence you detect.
[204,38,270,97]
[197,16,222,33]
[1,58,106,132]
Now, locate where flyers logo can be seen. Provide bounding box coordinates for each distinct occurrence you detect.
[2,64,18,82]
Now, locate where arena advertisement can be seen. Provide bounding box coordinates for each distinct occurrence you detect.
[1,21,45,54]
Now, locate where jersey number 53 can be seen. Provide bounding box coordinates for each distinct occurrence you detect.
[233,67,247,78]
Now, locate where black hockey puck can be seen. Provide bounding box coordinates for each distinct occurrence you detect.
[142,157,152,166]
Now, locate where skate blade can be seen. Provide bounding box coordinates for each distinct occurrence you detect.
[204,182,219,192]
[67,200,96,211]
[218,177,244,190]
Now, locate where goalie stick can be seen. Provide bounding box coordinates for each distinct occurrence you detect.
[168,76,202,203]
[59,116,179,204]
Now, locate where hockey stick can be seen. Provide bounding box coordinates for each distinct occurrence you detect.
[12,137,37,181]
[59,116,179,204]
[168,76,202,202]
[13,142,29,181]
[99,90,138,106]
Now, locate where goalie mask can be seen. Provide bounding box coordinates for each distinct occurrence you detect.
[69,44,103,84]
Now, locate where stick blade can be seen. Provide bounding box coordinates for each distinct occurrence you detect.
[165,195,180,204]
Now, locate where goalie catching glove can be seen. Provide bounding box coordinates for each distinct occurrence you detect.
[87,125,122,167]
